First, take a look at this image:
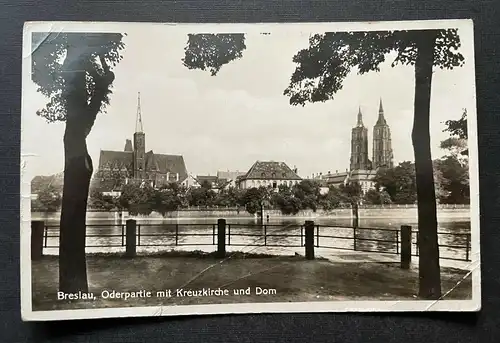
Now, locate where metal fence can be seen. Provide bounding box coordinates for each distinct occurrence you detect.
[38,220,471,262]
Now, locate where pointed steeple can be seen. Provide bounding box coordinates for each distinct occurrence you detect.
[356,106,364,127]
[376,98,387,125]
[135,92,143,133]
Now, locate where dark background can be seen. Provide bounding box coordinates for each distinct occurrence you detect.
[0,0,498,342]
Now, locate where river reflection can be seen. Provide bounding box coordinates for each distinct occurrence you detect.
[40,212,472,261]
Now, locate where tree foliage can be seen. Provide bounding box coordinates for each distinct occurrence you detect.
[443,108,468,156]
[435,114,470,204]
[363,188,393,205]
[32,32,126,126]
[434,157,469,204]
[88,190,117,211]
[31,185,62,212]
[444,108,468,140]
[182,34,246,76]
[284,29,464,105]
[374,162,417,204]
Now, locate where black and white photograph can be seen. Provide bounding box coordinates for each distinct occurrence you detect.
[20,20,480,321]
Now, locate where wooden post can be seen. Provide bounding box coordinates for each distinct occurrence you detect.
[175,223,179,246]
[217,218,226,258]
[400,225,412,269]
[304,220,315,260]
[125,219,137,257]
[465,233,470,261]
[31,221,45,260]
[352,202,359,229]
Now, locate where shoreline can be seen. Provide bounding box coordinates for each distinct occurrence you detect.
[31,206,471,222]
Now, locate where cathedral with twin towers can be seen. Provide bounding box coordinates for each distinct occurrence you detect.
[350,99,394,171]
[317,99,394,194]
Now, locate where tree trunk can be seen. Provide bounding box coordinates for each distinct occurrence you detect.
[59,126,92,293]
[58,46,93,293]
[412,31,441,299]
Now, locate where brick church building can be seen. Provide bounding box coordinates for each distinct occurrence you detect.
[91,93,189,194]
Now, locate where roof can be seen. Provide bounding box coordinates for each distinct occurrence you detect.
[98,150,134,172]
[196,175,218,183]
[241,161,302,180]
[146,151,188,179]
[217,171,246,181]
[324,169,378,185]
[124,139,133,152]
[98,148,188,183]
[325,172,349,184]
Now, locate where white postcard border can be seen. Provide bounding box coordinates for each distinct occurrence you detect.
[20,19,481,321]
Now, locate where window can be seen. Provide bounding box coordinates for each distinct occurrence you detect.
[273,182,277,189]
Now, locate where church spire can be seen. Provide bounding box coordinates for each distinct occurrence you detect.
[135,92,143,133]
[357,106,364,127]
[376,98,387,125]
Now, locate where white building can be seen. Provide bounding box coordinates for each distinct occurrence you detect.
[236,161,302,190]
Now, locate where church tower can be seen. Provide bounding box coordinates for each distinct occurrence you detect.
[372,99,394,169]
[133,92,146,179]
[350,107,371,171]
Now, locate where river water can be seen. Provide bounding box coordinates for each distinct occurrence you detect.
[35,209,472,261]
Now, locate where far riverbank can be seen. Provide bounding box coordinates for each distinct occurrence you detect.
[32,204,470,222]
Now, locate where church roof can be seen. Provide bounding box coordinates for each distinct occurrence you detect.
[375,98,388,126]
[241,161,302,180]
[98,150,134,171]
[97,148,188,181]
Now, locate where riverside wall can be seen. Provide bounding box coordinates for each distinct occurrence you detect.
[31,204,471,221]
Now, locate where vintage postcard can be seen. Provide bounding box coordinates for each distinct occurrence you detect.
[21,20,480,321]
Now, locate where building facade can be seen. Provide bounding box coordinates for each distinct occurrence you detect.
[92,93,189,193]
[236,161,302,190]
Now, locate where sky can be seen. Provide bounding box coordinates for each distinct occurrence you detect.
[22,23,476,179]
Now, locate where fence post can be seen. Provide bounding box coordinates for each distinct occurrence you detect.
[31,221,45,261]
[216,218,226,258]
[352,202,359,230]
[125,219,137,257]
[304,220,315,260]
[400,225,412,269]
[465,234,470,261]
[175,223,179,246]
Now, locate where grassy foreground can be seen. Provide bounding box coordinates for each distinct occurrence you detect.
[31,251,472,311]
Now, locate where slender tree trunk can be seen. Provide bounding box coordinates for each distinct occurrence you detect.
[412,30,441,299]
[58,46,93,293]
